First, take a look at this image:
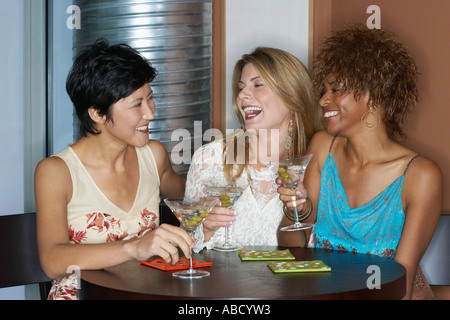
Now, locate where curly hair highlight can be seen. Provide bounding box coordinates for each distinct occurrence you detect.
[313,24,420,140]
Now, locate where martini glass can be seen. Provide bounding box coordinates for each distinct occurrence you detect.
[273,154,314,232]
[163,197,218,278]
[206,185,246,251]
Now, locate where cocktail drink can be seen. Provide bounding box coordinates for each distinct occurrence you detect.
[275,154,314,232]
[164,197,218,278]
[206,186,246,251]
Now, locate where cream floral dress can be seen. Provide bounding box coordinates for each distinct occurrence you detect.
[185,141,284,253]
[47,145,161,300]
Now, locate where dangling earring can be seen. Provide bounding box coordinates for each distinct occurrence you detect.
[285,120,294,150]
[361,107,381,129]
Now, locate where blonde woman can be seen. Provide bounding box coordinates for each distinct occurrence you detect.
[186,47,324,252]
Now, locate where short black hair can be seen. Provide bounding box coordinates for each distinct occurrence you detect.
[66,39,157,136]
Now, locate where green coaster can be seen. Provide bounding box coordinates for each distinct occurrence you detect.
[238,249,295,261]
[267,260,331,273]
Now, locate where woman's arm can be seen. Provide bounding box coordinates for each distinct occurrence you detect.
[185,142,235,244]
[277,130,333,247]
[148,140,186,198]
[394,156,443,299]
[35,156,192,280]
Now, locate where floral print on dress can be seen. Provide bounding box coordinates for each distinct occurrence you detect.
[138,208,158,237]
[86,212,121,233]
[49,208,159,300]
[48,274,79,300]
[69,227,87,244]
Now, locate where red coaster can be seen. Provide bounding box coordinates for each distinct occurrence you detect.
[140,257,212,271]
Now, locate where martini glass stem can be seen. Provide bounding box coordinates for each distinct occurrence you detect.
[291,196,302,228]
[188,248,194,272]
[224,227,230,245]
[293,205,299,224]
[187,232,194,273]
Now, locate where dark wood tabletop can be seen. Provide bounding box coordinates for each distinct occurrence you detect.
[79,246,406,300]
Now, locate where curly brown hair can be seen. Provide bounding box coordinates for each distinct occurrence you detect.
[313,24,419,140]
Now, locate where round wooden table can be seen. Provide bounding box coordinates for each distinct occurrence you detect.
[79,246,405,300]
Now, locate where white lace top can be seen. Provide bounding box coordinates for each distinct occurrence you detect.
[185,141,284,252]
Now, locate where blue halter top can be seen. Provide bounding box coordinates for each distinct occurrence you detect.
[311,150,417,259]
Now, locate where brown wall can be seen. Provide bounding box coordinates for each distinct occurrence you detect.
[312,0,450,213]
[212,0,226,132]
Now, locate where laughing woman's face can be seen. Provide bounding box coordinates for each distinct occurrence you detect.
[236,63,291,134]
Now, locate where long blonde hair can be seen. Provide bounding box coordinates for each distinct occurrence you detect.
[224,47,324,184]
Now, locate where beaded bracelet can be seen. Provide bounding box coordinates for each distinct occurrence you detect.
[283,198,312,222]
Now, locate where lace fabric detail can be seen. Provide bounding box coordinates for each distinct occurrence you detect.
[185,141,284,253]
[185,142,278,207]
[185,142,233,202]
[248,166,279,209]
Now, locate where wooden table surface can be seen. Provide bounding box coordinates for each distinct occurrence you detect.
[79,246,406,300]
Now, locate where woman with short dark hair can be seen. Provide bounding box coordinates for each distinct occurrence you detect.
[35,39,192,300]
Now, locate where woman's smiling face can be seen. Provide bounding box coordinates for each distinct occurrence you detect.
[102,83,156,147]
[236,63,291,133]
[319,77,371,136]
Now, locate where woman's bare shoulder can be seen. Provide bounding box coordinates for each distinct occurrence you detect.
[405,155,443,184]
[147,139,170,161]
[308,130,336,160]
[35,155,69,178]
[309,130,335,149]
[35,155,73,205]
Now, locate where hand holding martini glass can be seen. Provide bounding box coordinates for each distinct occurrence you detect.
[163,197,218,278]
[270,154,314,232]
[206,185,246,251]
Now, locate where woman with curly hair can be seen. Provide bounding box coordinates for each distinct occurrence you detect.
[277,25,443,300]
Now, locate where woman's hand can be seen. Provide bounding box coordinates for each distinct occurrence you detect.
[276,174,308,212]
[202,202,236,242]
[125,224,193,265]
[276,175,310,248]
